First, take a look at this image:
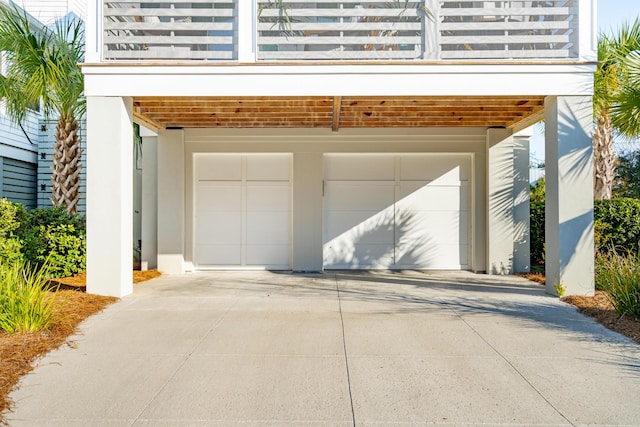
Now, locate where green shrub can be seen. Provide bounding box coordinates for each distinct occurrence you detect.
[595,250,640,317]
[17,206,85,239]
[594,198,640,254]
[0,260,58,333]
[23,224,86,278]
[530,201,545,266]
[0,198,25,265]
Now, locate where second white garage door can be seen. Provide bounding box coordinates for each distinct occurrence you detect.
[194,154,291,269]
[323,154,471,270]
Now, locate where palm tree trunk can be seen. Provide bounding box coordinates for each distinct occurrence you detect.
[594,112,615,200]
[52,115,82,214]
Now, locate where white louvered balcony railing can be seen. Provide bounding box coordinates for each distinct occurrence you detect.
[101,1,582,62]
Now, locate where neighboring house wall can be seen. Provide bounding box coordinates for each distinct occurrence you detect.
[37,119,86,214]
[19,0,85,25]
[0,106,39,208]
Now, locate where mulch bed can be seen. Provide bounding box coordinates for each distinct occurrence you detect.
[562,292,640,344]
[0,270,161,420]
[516,272,640,345]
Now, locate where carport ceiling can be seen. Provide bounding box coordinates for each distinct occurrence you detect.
[133,96,545,131]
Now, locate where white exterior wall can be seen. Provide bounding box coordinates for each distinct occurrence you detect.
[182,128,487,273]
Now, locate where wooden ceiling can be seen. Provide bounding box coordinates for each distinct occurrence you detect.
[133,96,545,131]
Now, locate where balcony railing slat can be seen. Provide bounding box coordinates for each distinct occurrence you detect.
[102,0,578,62]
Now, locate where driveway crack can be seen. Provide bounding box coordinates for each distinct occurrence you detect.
[335,274,357,427]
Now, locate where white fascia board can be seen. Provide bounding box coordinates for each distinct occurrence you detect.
[83,63,596,97]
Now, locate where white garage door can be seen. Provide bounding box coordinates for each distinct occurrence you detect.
[194,154,291,269]
[324,154,470,270]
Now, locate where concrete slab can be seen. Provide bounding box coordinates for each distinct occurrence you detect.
[137,355,352,424]
[5,271,640,426]
[348,355,570,425]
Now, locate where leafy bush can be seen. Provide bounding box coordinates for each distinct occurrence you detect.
[23,224,86,278]
[0,201,86,278]
[0,198,25,265]
[594,198,640,254]
[595,250,640,317]
[530,201,545,266]
[0,260,58,333]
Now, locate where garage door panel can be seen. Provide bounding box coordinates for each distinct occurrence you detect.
[247,212,290,245]
[398,183,468,212]
[325,211,395,244]
[324,154,471,271]
[197,213,242,245]
[395,244,468,269]
[197,245,242,266]
[195,154,291,269]
[246,154,291,181]
[246,184,290,212]
[399,155,470,182]
[197,183,242,212]
[325,182,394,211]
[246,244,289,267]
[325,155,395,181]
[324,243,394,269]
[396,211,469,246]
[196,155,242,181]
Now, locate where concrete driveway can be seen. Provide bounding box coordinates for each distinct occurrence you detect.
[6,271,640,426]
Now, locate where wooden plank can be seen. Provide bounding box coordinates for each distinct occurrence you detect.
[441,35,569,44]
[104,35,234,44]
[105,50,235,60]
[440,50,569,59]
[134,111,165,131]
[438,7,570,17]
[258,50,421,60]
[258,36,421,45]
[104,9,236,18]
[332,96,342,132]
[440,21,570,31]
[104,21,235,31]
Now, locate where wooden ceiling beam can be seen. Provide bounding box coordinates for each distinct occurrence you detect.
[332,96,342,132]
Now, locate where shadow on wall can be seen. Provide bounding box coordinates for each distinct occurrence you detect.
[556,104,594,280]
[323,162,468,269]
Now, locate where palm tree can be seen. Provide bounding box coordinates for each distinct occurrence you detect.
[611,50,640,138]
[593,19,640,200]
[0,3,85,213]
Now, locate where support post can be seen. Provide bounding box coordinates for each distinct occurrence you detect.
[157,129,185,274]
[545,96,595,296]
[486,128,515,274]
[86,96,133,297]
[141,129,158,269]
[513,128,532,273]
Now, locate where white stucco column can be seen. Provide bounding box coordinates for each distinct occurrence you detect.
[292,153,323,271]
[86,96,133,297]
[545,96,595,296]
[513,128,532,273]
[486,128,515,274]
[141,131,158,270]
[157,129,185,274]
